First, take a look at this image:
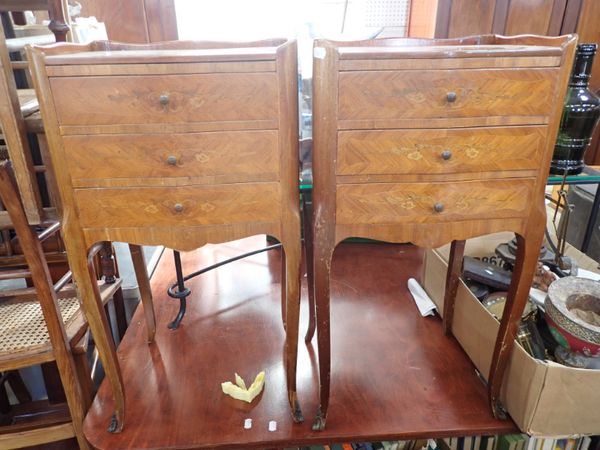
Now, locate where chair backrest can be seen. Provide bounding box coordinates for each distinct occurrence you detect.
[0,159,81,398]
[0,21,43,224]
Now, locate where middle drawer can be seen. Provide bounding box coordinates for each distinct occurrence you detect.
[337,126,546,176]
[63,130,279,186]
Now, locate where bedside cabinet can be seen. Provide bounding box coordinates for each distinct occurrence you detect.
[28,38,303,432]
[310,34,577,430]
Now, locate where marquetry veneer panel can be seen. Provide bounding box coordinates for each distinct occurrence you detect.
[337,126,546,175]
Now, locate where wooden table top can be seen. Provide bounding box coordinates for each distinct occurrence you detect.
[84,237,516,449]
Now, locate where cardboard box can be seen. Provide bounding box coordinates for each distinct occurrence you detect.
[423,232,600,437]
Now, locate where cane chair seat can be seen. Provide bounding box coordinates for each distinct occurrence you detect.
[0,295,79,354]
[0,281,122,369]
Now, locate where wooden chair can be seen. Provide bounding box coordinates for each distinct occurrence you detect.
[0,160,122,449]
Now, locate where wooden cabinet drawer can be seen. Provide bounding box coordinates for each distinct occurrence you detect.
[337,126,546,176]
[338,68,558,121]
[336,179,534,224]
[63,130,278,185]
[50,72,278,126]
[74,183,280,228]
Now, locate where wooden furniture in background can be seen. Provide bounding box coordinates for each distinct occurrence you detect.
[0,160,122,449]
[408,0,438,38]
[0,0,68,42]
[435,0,569,38]
[310,34,576,430]
[76,0,177,43]
[27,38,303,434]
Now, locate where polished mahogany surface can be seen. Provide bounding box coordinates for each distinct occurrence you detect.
[84,237,516,449]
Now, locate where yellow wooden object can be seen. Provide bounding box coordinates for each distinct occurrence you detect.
[221,371,265,403]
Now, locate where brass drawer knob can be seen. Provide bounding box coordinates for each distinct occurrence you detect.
[446,91,457,103]
[159,94,170,105]
[166,155,177,166]
[441,150,452,160]
[434,203,444,213]
[174,203,184,213]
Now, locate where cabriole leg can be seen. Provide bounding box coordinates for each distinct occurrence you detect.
[281,233,303,423]
[443,239,466,335]
[312,242,335,431]
[488,229,543,417]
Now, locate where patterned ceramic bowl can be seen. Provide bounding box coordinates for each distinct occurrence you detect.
[545,276,600,357]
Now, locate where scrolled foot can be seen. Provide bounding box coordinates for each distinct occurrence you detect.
[107,412,123,433]
[292,397,304,423]
[311,406,326,431]
[492,398,508,420]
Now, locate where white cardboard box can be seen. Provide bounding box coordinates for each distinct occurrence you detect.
[423,232,600,437]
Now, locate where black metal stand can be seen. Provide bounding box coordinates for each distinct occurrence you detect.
[167,251,190,329]
[546,165,600,254]
[166,243,283,329]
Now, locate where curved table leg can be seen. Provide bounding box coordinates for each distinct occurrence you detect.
[281,233,303,423]
[312,242,335,431]
[303,192,316,342]
[129,244,156,343]
[488,229,543,418]
[443,240,466,335]
[281,245,287,331]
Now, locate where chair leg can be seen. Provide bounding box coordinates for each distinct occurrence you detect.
[488,229,543,418]
[6,371,31,403]
[111,288,128,341]
[281,235,303,423]
[0,379,10,415]
[54,351,91,449]
[129,244,156,343]
[100,242,127,340]
[312,242,335,431]
[80,251,125,433]
[73,333,93,412]
[442,239,466,335]
[41,362,65,403]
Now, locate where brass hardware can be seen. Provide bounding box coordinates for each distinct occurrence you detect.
[446,91,457,102]
[174,203,184,213]
[441,150,452,160]
[166,155,177,166]
[159,94,170,105]
[434,203,444,213]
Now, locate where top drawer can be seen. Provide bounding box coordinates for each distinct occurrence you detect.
[49,72,278,127]
[338,68,558,122]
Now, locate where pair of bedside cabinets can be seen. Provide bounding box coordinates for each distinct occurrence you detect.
[27,34,576,433]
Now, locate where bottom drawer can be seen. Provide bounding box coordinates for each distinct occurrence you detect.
[74,183,281,228]
[336,179,535,224]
